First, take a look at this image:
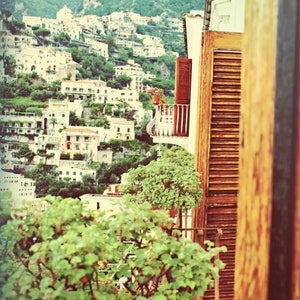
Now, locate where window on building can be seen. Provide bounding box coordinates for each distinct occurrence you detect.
[76,136,79,141]
[117,127,120,132]
[84,137,89,142]
[127,128,130,132]
[67,136,71,141]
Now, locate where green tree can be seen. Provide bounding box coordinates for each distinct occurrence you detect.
[33,28,51,37]
[135,113,153,144]
[120,146,202,211]
[116,74,132,88]
[16,79,32,97]
[69,111,86,126]
[0,196,225,299]
[15,144,35,164]
[25,107,42,116]
[25,163,57,197]
[53,32,71,46]
[104,35,118,56]
[139,92,152,109]
[106,79,123,89]
[3,55,16,77]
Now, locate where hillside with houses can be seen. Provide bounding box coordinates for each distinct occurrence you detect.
[0,5,188,202]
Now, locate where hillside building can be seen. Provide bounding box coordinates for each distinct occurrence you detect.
[14,45,77,82]
[60,126,101,161]
[110,118,135,141]
[0,169,35,201]
[114,60,155,93]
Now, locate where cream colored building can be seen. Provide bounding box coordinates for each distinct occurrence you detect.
[57,164,96,182]
[110,118,135,141]
[56,5,72,24]
[0,169,36,201]
[14,45,76,82]
[60,126,101,161]
[114,61,155,93]
[80,193,122,214]
[44,100,70,135]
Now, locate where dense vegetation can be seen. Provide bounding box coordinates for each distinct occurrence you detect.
[21,141,164,198]
[1,0,205,20]
[0,196,225,299]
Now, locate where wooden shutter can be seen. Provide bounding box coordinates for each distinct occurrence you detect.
[208,49,241,196]
[194,31,242,300]
[174,57,192,105]
[174,57,192,136]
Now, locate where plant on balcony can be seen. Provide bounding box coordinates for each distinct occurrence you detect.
[60,153,70,160]
[119,146,202,213]
[73,153,84,160]
[0,196,226,299]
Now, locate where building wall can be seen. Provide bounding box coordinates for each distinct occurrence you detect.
[110,118,135,140]
[0,170,35,201]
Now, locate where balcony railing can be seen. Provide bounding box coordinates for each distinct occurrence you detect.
[146,104,190,138]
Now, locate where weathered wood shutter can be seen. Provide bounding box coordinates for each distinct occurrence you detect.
[173,57,192,136]
[194,31,242,300]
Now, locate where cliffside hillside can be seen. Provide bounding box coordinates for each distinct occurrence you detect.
[1,0,204,20]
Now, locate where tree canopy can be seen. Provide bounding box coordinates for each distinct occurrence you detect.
[0,195,225,299]
[120,146,203,211]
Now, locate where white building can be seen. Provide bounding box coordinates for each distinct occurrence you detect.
[61,79,143,111]
[110,118,135,140]
[74,14,105,35]
[61,79,106,101]
[80,193,122,214]
[57,163,96,182]
[0,111,44,137]
[44,100,70,135]
[14,45,77,82]
[97,150,113,164]
[127,12,150,25]
[0,169,35,201]
[85,37,108,58]
[33,134,61,166]
[210,0,245,32]
[114,61,155,93]
[56,5,73,24]
[60,126,101,161]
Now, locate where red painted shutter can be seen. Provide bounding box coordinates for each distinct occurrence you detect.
[174,57,192,136]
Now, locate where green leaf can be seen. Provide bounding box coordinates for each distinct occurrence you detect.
[85,253,98,265]
[70,255,82,265]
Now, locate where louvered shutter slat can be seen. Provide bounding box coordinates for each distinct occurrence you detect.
[194,31,242,300]
[208,50,241,197]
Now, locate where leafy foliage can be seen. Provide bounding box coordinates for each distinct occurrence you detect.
[0,196,225,299]
[15,144,35,163]
[143,76,175,98]
[68,48,115,81]
[120,146,202,211]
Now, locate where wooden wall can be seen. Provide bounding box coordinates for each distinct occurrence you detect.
[234,0,300,299]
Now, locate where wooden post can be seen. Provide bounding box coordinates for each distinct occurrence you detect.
[234,0,300,299]
[292,9,300,299]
